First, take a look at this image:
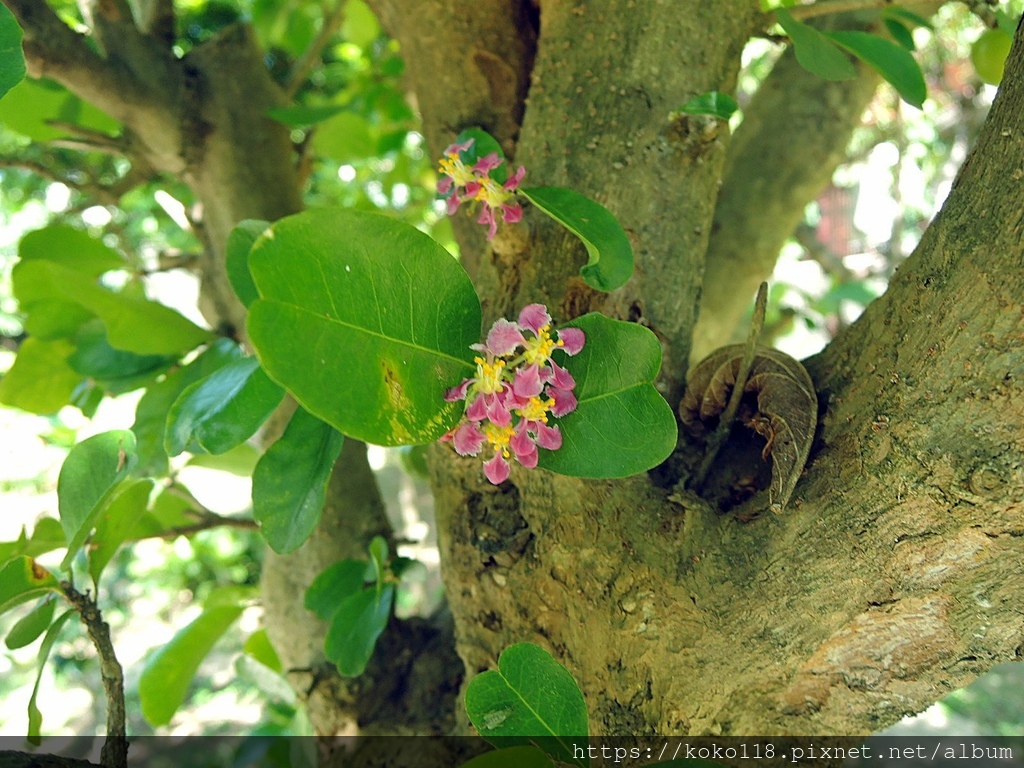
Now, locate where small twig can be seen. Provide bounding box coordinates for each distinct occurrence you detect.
[60,583,127,768]
[284,0,347,100]
[147,515,259,540]
[777,0,900,22]
[695,282,769,489]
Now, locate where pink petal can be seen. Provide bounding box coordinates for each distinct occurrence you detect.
[549,360,576,390]
[517,304,551,333]
[486,318,526,356]
[438,177,452,194]
[444,379,472,402]
[483,452,510,484]
[453,423,486,456]
[477,207,498,240]
[446,194,462,216]
[485,393,512,427]
[438,428,454,443]
[516,443,539,469]
[444,139,474,155]
[557,328,585,355]
[465,180,481,198]
[512,364,544,400]
[550,387,578,417]
[466,394,488,421]
[474,152,502,174]
[510,425,534,457]
[535,423,562,451]
[504,166,526,191]
[501,202,523,224]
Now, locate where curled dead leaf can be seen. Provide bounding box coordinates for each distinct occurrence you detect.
[680,344,817,512]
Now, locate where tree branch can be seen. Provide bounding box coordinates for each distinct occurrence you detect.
[60,584,127,768]
[284,0,347,100]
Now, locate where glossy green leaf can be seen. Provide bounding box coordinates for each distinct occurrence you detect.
[13,261,211,355]
[0,557,60,617]
[518,187,633,292]
[226,220,268,308]
[465,642,588,767]
[538,314,676,478]
[69,320,175,382]
[0,77,119,142]
[883,18,915,51]
[826,30,926,108]
[459,746,554,768]
[27,609,75,745]
[884,7,933,31]
[18,224,124,274]
[678,91,739,121]
[776,9,856,81]
[0,518,65,569]
[247,209,480,445]
[139,603,245,726]
[5,597,56,650]
[266,104,346,128]
[243,628,283,673]
[342,0,380,48]
[88,478,154,589]
[0,4,26,101]
[316,112,377,163]
[187,442,262,476]
[252,406,345,554]
[132,338,242,475]
[57,430,137,570]
[324,584,394,677]
[165,356,284,456]
[305,559,370,621]
[0,337,81,414]
[368,536,388,586]
[129,484,199,539]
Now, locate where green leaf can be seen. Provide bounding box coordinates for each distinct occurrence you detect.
[27,609,75,745]
[18,225,125,274]
[0,557,60,617]
[57,430,137,570]
[315,112,377,163]
[5,596,56,650]
[465,642,589,767]
[187,442,261,476]
[243,628,283,673]
[459,746,555,768]
[0,4,26,101]
[13,261,211,355]
[0,78,119,142]
[678,91,739,121]
[132,338,242,475]
[165,356,284,456]
[138,603,244,726]
[0,337,81,414]
[342,0,380,48]
[884,7,933,31]
[266,104,346,128]
[538,314,676,478]
[518,187,633,292]
[883,18,915,51]
[305,559,370,621]
[324,584,394,676]
[247,209,480,446]
[226,220,268,308]
[826,30,926,108]
[88,478,154,589]
[776,9,856,81]
[0,518,65,569]
[69,320,176,383]
[253,407,345,554]
[368,536,388,586]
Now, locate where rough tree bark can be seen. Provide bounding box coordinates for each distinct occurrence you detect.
[4,0,1023,740]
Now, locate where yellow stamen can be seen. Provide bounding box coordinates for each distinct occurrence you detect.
[474,356,506,395]
[483,423,515,458]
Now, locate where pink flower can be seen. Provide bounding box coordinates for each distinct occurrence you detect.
[439,304,585,485]
[437,140,526,240]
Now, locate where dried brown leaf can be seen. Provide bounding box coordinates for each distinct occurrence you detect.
[680,344,818,511]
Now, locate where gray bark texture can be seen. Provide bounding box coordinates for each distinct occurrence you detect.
[4,0,1023,740]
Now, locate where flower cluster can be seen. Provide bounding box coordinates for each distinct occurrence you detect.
[437,139,526,240]
[441,304,585,485]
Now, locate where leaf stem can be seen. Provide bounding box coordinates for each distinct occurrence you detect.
[60,583,127,768]
[695,282,768,489]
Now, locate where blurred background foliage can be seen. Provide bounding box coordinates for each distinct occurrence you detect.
[0,0,1022,742]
